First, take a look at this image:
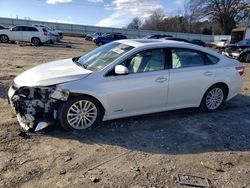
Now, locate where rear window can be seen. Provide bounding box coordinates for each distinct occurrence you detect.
[42,28,48,32]
[206,54,219,65]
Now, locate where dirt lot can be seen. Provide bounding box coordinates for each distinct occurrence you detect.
[0,37,249,188]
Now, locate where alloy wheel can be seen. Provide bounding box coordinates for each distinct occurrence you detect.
[66,100,97,130]
[205,87,224,110]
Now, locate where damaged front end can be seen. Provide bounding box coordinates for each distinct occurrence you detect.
[8,82,69,132]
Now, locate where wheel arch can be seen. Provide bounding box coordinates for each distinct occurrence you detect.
[68,92,106,117]
[201,82,229,104]
[31,36,41,43]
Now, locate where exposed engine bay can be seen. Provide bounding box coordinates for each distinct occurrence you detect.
[8,83,69,132]
[221,46,250,63]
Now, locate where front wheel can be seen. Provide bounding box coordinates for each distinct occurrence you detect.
[58,96,103,131]
[200,85,227,112]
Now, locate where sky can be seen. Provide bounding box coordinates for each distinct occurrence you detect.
[0,0,185,28]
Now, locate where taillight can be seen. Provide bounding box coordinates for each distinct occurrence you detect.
[235,66,245,76]
[44,32,48,36]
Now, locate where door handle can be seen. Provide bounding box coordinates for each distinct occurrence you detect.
[203,71,213,76]
[155,77,167,83]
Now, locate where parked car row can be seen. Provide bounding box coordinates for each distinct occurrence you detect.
[0,24,63,46]
[144,34,206,46]
[83,32,207,47]
[83,32,127,46]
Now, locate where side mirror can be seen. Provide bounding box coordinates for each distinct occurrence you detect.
[115,65,128,75]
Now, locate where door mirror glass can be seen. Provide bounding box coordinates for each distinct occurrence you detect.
[115,65,128,75]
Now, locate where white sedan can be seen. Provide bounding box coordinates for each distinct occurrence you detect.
[8,39,244,132]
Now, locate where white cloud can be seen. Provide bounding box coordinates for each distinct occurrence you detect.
[174,0,183,5]
[96,12,132,27]
[96,0,164,27]
[47,19,74,24]
[88,0,103,3]
[46,0,72,5]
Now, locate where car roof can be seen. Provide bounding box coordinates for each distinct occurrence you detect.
[118,39,221,57]
[118,39,190,47]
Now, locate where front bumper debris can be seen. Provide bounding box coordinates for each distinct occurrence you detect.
[8,83,69,132]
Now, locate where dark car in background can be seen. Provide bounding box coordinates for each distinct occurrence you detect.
[164,37,192,43]
[191,39,206,47]
[85,32,103,41]
[145,34,173,39]
[94,33,127,45]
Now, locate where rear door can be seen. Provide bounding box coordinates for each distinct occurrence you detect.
[22,26,32,42]
[168,48,219,109]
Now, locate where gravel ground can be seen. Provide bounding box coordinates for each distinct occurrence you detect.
[0,37,249,188]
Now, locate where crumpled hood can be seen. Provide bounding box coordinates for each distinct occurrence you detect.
[14,58,92,87]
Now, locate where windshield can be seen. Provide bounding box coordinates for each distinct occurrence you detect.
[77,42,134,71]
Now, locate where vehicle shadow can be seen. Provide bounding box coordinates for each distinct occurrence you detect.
[46,94,250,155]
[0,83,9,99]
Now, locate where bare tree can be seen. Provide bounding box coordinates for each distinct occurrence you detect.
[127,17,142,30]
[188,0,248,34]
[141,8,166,31]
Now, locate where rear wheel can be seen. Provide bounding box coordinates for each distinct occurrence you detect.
[58,96,103,131]
[200,84,227,112]
[31,37,41,46]
[0,35,9,43]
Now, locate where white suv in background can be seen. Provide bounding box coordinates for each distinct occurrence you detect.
[0,25,51,45]
[33,24,63,41]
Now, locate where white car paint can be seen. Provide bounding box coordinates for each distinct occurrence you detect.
[9,39,243,126]
[0,25,50,44]
[14,58,92,87]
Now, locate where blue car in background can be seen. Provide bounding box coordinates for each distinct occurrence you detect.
[94,33,127,46]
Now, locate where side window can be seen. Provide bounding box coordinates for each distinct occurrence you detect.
[123,49,165,74]
[171,48,205,69]
[106,34,112,38]
[18,26,27,31]
[28,27,38,32]
[12,26,20,31]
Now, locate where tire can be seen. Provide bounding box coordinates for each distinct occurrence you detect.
[0,35,9,43]
[200,84,227,112]
[58,96,103,131]
[31,37,41,46]
[97,42,103,46]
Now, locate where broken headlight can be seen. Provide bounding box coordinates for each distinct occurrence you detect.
[49,86,69,101]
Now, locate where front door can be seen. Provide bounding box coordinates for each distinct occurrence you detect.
[103,48,170,118]
[9,26,24,41]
